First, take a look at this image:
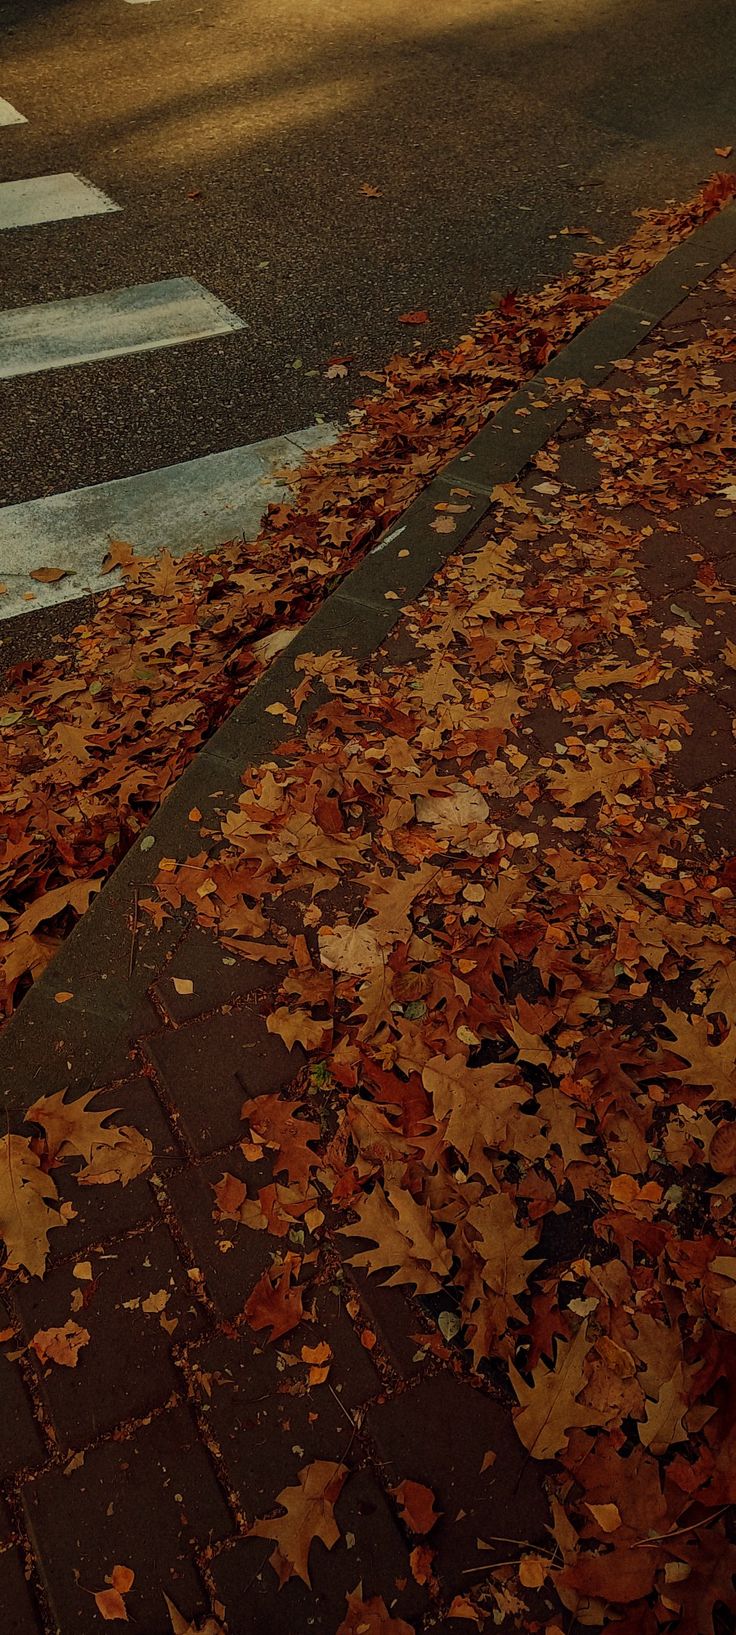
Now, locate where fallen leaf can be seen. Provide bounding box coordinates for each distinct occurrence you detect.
[389,1479,441,1534]
[398,310,429,325]
[243,1258,304,1341]
[250,1459,348,1585]
[29,566,71,584]
[30,1319,90,1368]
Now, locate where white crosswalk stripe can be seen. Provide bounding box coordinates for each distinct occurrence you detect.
[0,278,244,379]
[0,97,26,126]
[0,172,119,231]
[0,426,336,619]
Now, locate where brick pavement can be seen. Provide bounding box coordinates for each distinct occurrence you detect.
[2,254,736,1633]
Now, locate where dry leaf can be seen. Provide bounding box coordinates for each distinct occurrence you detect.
[250,1459,348,1585]
[30,1319,90,1368]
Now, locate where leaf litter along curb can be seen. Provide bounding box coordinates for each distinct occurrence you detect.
[153,254,736,1631]
[1,173,735,1017]
[1,177,736,1633]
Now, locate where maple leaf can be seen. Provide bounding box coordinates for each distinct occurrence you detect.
[0,1136,65,1277]
[30,1320,90,1368]
[508,1324,594,1460]
[242,1256,304,1341]
[250,1459,348,1585]
[339,1182,452,1294]
[415,782,489,829]
[337,1585,413,1635]
[318,923,383,976]
[390,1479,441,1534]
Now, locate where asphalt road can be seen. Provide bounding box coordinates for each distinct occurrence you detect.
[0,0,734,659]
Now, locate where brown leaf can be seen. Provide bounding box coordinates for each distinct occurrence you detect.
[0,1136,64,1277]
[337,1585,414,1633]
[30,1319,90,1368]
[29,566,71,584]
[398,310,429,325]
[250,1459,348,1585]
[27,1088,152,1186]
[243,1257,304,1341]
[266,1005,330,1052]
[94,1588,128,1621]
[508,1325,594,1460]
[390,1479,441,1534]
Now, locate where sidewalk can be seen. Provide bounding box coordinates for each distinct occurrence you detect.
[2,212,736,1634]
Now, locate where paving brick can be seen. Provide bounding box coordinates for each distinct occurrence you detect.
[14,1221,205,1449]
[0,1545,41,1635]
[145,1006,301,1154]
[554,436,601,492]
[668,500,736,560]
[366,1374,549,1594]
[669,691,735,788]
[210,1467,424,1635]
[0,1300,45,1483]
[38,1074,180,1263]
[636,528,706,597]
[188,1287,379,1517]
[151,925,282,1024]
[22,1404,233,1633]
[697,775,736,853]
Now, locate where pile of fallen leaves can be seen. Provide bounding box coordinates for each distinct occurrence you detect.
[2,172,735,1015]
[135,276,736,1629]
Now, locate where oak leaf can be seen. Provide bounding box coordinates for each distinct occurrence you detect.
[339,1182,452,1294]
[0,1136,65,1277]
[250,1459,348,1585]
[266,1005,331,1053]
[243,1257,304,1341]
[27,1088,152,1186]
[508,1324,594,1460]
[241,1094,321,1189]
[423,1054,526,1178]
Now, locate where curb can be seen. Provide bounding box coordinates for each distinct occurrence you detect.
[5,199,736,1106]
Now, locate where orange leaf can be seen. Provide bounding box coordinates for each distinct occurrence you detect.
[94,1588,128,1621]
[243,1258,304,1342]
[390,1478,441,1534]
[30,1319,90,1368]
[398,310,429,325]
[29,566,70,584]
[250,1459,348,1585]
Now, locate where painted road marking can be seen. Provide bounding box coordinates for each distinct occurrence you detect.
[0,98,27,126]
[0,173,120,231]
[0,425,337,620]
[0,277,244,379]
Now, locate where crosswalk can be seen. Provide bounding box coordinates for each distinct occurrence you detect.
[0,82,333,624]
